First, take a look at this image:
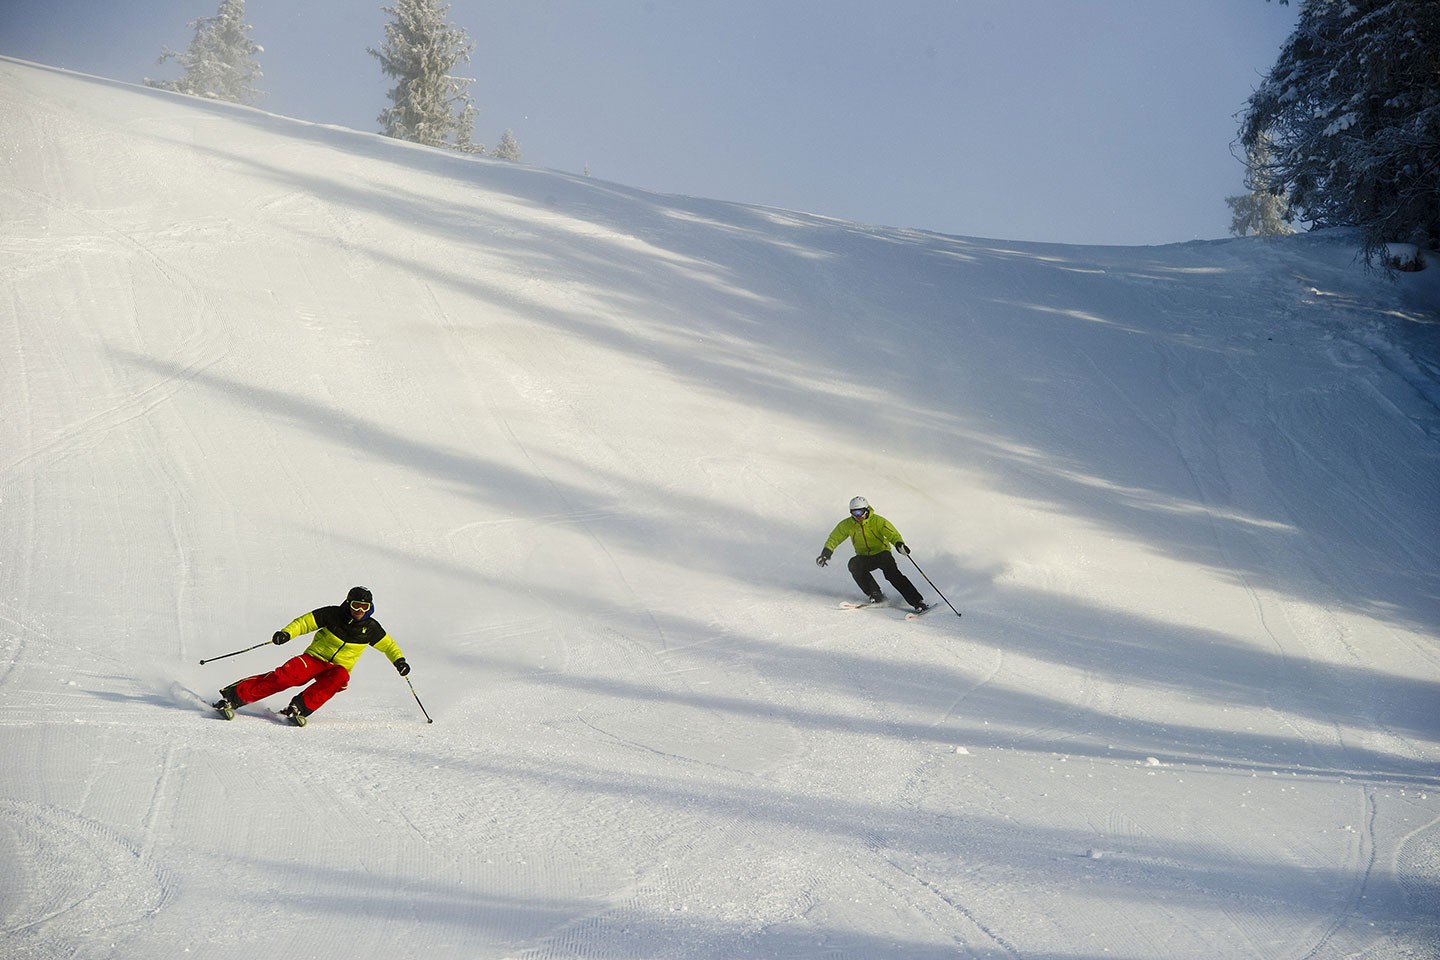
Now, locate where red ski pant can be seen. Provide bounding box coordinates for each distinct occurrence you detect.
[235,653,349,713]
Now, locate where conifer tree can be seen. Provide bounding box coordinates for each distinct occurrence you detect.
[1241,0,1440,263]
[369,0,481,152]
[146,0,263,105]
[492,129,522,162]
[1226,130,1293,237]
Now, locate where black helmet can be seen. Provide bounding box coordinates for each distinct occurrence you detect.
[346,585,373,605]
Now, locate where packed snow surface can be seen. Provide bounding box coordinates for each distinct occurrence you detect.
[2,57,1438,959]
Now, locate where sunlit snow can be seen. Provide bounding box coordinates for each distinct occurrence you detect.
[3,56,1438,960]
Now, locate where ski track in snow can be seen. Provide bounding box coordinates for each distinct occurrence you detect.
[2,58,1439,959]
[0,798,172,958]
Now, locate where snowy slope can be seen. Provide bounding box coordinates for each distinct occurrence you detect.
[2,56,1438,960]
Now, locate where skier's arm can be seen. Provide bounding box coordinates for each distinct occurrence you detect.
[374,634,405,663]
[875,518,913,554]
[374,634,410,675]
[279,611,320,640]
[822,518,855,553]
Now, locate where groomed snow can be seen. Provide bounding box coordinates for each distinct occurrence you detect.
[2,57,1438,959]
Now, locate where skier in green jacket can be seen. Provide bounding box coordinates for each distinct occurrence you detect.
[214,586,408,726]
[816,496,928,611]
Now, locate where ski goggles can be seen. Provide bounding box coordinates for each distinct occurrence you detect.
[851,508,870,519]
[349,600,372,613]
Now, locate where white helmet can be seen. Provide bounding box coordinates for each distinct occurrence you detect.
[849,496,871,515]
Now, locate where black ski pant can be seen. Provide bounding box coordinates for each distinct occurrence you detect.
[848,551,923,607]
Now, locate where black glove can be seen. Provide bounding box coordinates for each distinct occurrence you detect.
[894,542,911,556]
[394,657,410,677]
[815,548,833,567]
[272,630,290,645]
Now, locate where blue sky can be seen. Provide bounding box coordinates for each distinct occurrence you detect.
[1,0,1298,245]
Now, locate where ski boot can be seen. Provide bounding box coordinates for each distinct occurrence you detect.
[282,697,310,728]
[214,684,241,721]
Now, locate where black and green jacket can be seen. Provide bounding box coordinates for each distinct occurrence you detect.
[823,512,906,558]
[281,605,404,673]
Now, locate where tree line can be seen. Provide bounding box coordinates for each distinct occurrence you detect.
[147,1,1436,269]
[144,0,522,162]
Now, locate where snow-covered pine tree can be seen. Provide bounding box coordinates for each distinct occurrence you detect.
[1226,130,1293,237]
[145,0,263,105]
[492,129,522,162]
[369,0,482,153]
[1241,0,1439,265]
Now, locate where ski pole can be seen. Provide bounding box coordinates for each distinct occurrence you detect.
[199,640,273,665]
[405,676,434,723]
[906,554,962,618]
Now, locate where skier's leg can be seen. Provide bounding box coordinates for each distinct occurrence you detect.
[295,664,351,714]
[847,555,885,601]
[236,654,324,704]
[877,552,924,607]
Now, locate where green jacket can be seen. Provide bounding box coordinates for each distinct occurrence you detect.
[823,512,906,557]
[282,605,404,673]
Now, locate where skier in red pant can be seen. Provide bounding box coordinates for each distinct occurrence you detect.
[215,586,408,725]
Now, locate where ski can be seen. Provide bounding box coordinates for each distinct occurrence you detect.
[171,682,235,720]
[840,599,938,619]
[173,682,306,725]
